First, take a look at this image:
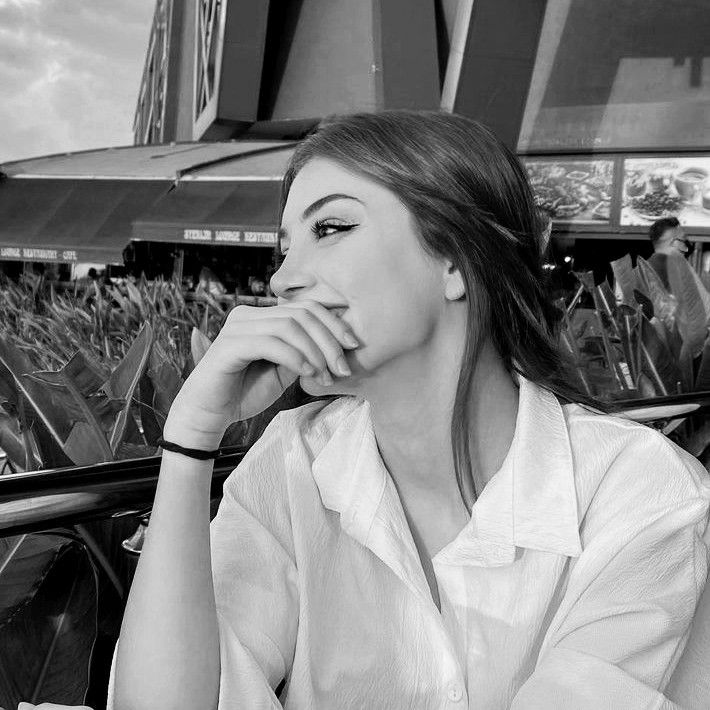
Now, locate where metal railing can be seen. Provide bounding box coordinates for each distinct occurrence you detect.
[0,447,246,537]
[4,392,710,537]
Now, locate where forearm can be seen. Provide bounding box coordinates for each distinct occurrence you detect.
[113,450,220,710]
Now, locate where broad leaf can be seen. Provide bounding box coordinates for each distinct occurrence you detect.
[62,422,111,466]
[0,535,67,624]
[681,418,710,458]
[617,305,641,384]
[102,323,153,454]
[136,372,161,446]
[678,341,694,392]
[573,270,596,292]
[595,280,618,321]
[576,286,628,392]
[639,315,682,396]
[636,257,678,331]
[148,349,183,418]
[0,361,18,409]
[191,327,212,367]
[667,253,710,359]
[593,280,622,342]
[115,441,159,459]
[27,416,75,470]
[0,336,71,447]
[695,336,710,391]
[633,289,654,320]
[29,352,114,463]
[0,411,30,471]
[0,534,98,708]
[610,254,637,305]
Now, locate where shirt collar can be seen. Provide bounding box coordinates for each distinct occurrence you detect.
[310,376,582,568]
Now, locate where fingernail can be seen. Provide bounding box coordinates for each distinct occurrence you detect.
[343,332,359,348]
[320,371,334,386]
[336,356,351,376]
[301,363,316,376]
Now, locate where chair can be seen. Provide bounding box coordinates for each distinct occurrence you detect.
[665,568,710,708]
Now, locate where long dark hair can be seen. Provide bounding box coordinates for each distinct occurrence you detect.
[277,110,606,511]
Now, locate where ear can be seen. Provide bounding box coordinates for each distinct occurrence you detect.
[443,260,466,301]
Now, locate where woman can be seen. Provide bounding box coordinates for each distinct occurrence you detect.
[25,111,710,709]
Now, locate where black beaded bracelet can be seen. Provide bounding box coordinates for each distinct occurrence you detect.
[156,437,222,460]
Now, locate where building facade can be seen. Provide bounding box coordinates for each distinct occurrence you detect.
[133,0,710,277]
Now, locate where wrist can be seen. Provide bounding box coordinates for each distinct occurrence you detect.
[162,416,225,452]
[157,437,222,460]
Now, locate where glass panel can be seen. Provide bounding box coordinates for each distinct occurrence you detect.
[518,0,710,152]
[523,158,614,223]
[621,156,710,227]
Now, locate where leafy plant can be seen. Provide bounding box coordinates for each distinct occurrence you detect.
[0,273,290,707]
[0,275,237,473]
[563,254,710,401]
[0,275,242,709]
[563,252,710,467]
[0,274,225,378]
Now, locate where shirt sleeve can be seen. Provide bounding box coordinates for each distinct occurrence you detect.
[511,439,710,710]
[209,412,299,708]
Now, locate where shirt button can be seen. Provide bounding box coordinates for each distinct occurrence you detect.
[447,684,463,702]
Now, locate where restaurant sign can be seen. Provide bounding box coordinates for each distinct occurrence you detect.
[621,157,710,228]
[523,158,614,224]
[182,228,277,245]
[1,246,79,262]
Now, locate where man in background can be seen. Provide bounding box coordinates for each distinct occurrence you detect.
[647,217,691,290]
[646,217,710,329]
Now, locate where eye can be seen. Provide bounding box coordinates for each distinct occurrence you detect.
[311,219,358,239]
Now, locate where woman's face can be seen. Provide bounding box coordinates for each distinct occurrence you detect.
[272,157,460,394]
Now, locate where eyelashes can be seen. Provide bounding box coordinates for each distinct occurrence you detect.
[311,219,358,239]
[276,220,358,266]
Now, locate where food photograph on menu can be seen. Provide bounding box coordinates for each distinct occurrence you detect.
[523,159,614,224]
[621,156,710,228]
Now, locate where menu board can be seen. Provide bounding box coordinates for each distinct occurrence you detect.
[523,159,614,224]
[621,157,710,228]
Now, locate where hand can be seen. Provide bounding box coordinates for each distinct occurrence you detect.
[16,703,93,709]
[164,300,360,447]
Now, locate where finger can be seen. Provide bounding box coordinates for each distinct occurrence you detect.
[280,301,359,351]
[233,319,330,379]
[270,313,346,381]
[272,305,354,379]
[245,334,321,379]
[225,303,355,383]
[232,302,358,352]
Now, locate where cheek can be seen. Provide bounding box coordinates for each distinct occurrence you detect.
[347,289,440,368]
[332,240,442,362]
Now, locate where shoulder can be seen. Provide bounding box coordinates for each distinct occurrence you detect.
[563,403,710,529]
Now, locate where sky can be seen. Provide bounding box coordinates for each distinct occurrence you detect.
[0,0,155,163]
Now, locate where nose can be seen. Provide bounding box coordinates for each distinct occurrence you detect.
[269,250,317,299]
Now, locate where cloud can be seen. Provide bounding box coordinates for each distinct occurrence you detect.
[0,0,155,162]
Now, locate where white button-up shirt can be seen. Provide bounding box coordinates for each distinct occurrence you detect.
[108,377,710,709]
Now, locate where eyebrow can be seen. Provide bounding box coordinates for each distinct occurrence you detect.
[278,193,364,247]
